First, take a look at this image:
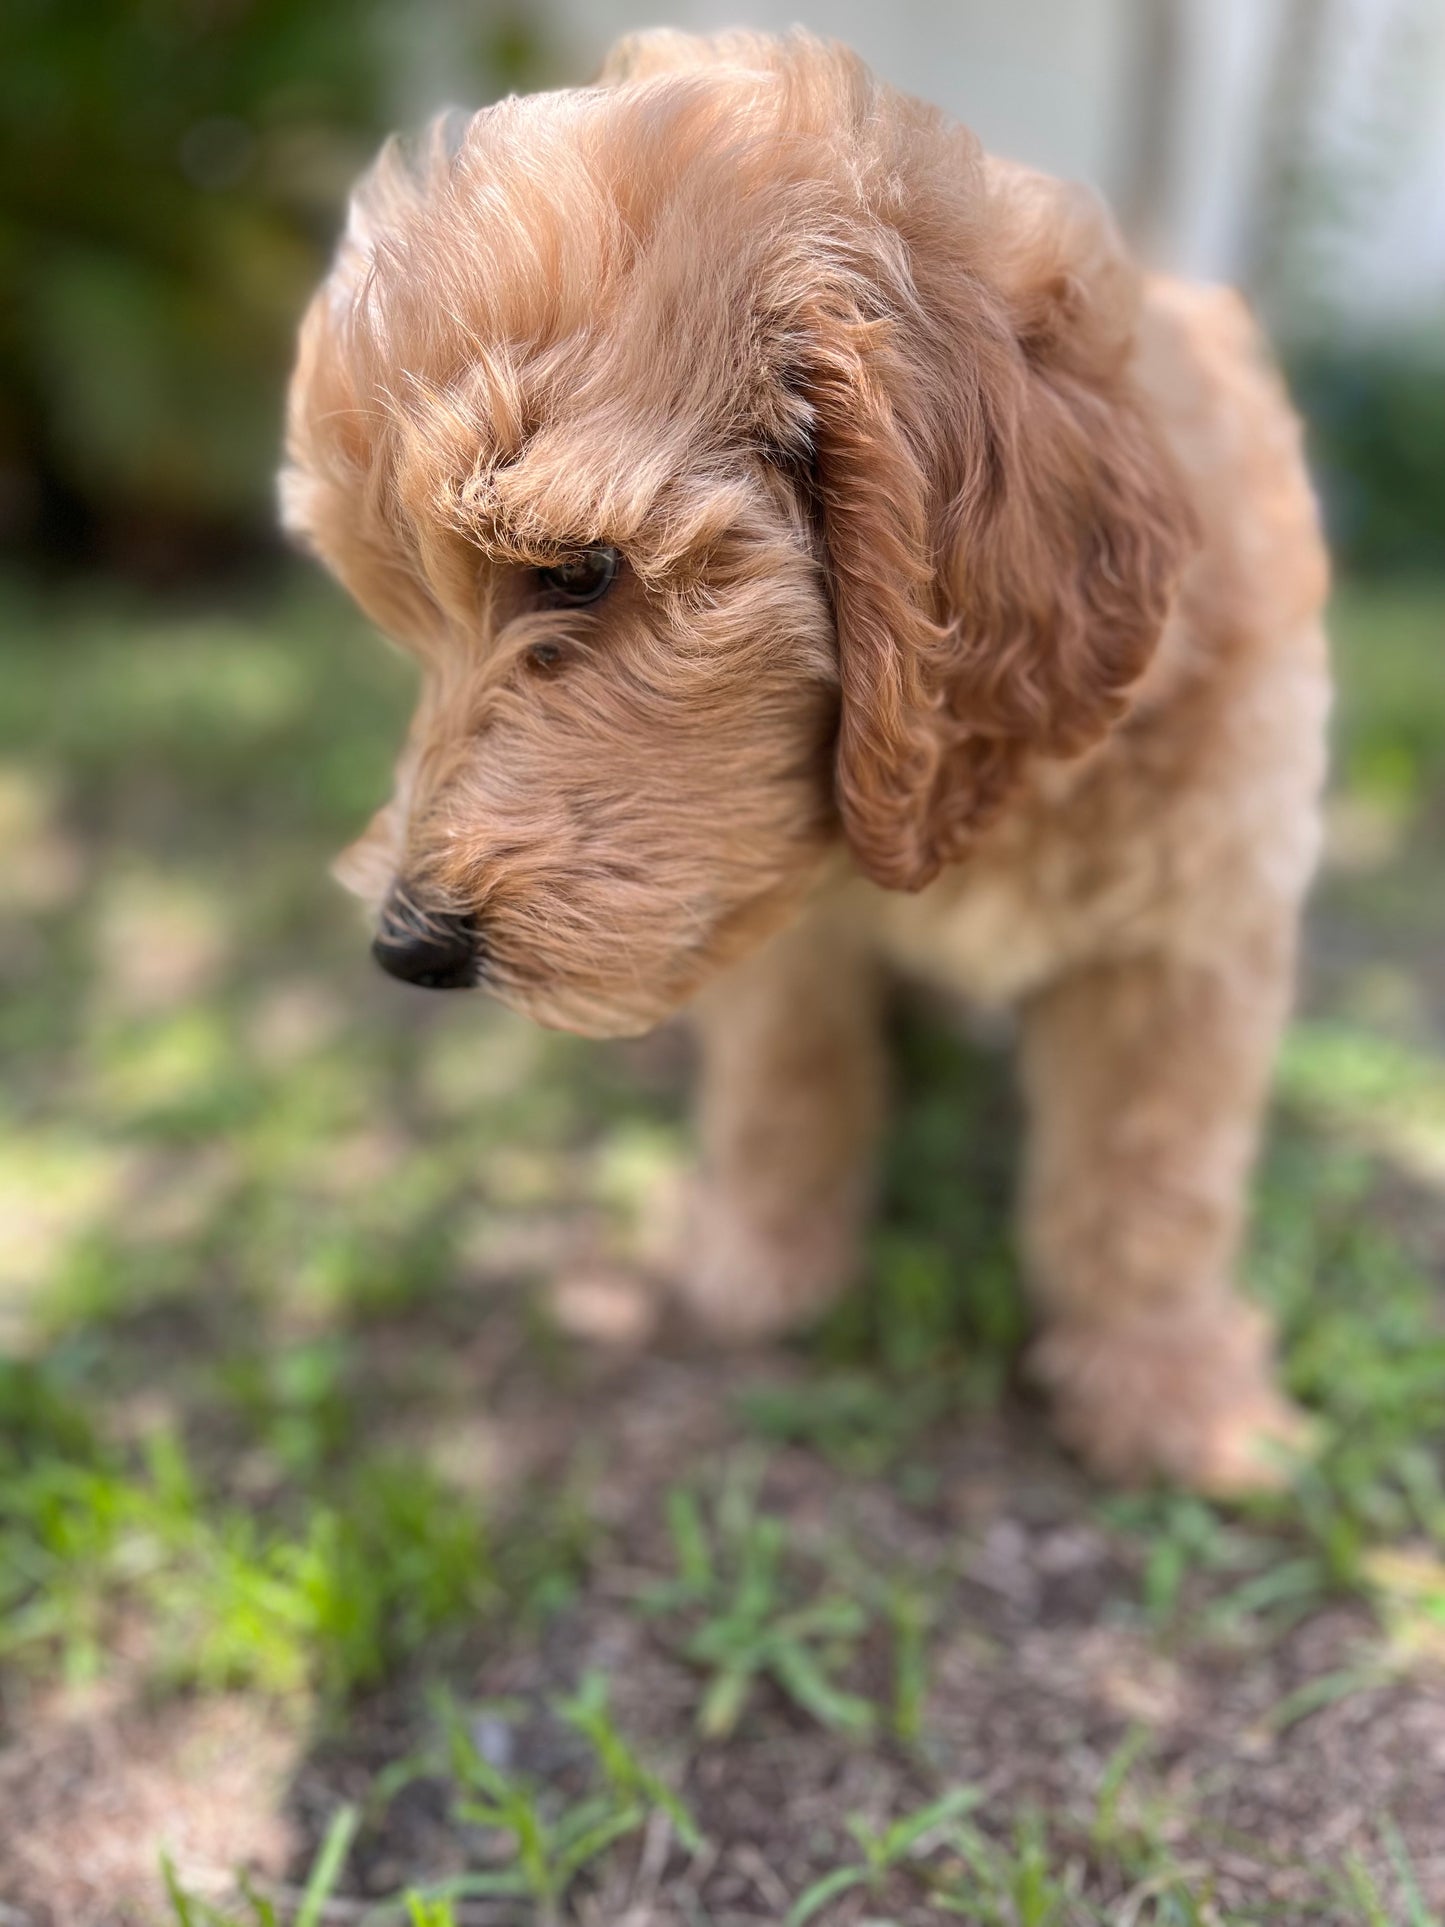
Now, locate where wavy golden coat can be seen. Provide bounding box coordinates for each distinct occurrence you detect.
[284,31,1331,1488]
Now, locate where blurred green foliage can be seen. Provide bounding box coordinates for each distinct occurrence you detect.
[1289,334,1445,577]
[0,0,539,565]
[0,0,1437,579]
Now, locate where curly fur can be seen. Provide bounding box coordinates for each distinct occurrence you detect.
[283,30,1331,1489]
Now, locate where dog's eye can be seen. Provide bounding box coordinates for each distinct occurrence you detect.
[537,546,619,604]
[526,640,566,673]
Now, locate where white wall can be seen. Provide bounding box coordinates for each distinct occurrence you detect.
[439,0,1445,336]
[1280,0,1445,332]
[546,0,1130,189]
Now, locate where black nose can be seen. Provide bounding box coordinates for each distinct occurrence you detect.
[372,894,479,990]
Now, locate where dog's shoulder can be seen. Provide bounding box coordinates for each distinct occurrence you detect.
[1137,276,1331,637]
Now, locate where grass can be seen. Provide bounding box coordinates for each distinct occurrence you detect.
[161,1679,700,1926]
[641,1460,881,1740]
[1,569,1444,1920]
[0,1357,492,1696]
[783,1786,984,1924]
[164,1807,361,1927]
[375,1683,698,1921]
[157,1799,1445,1927]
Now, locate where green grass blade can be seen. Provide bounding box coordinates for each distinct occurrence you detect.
[161,1857,204,1927]
[878,1786,984,1863]
[1381,1815,1440,1927]
[666,1487,714,1595]
[784,1864,867,1926]
[554,1803,646,1885]
[698,1664,752,1740]
[770,1640,874,1737]
[295,1804,361,1927]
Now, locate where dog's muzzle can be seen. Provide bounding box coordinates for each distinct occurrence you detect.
[372,892,480,990]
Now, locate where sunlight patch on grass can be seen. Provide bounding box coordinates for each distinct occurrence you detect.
[1364,1545,1445,1669]
[415,1004,549,1116]
[1279,1020,1445,1182]
[1330,580,1445,823]
[0,1358,492,1698]
[0,759,87,913]
[89,1007,250,1135]
[92,867,234,1015]
[0,1130,136,1311]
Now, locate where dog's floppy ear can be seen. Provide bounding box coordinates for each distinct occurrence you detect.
[793,179,1197,892]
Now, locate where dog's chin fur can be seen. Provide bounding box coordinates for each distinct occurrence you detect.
[334,797,828,1036]
[285,29,1332,1489]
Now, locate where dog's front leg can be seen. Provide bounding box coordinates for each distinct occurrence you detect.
[1018,945,1307,1493]
[680,910,885,1341]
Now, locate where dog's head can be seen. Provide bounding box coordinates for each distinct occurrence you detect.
[282,30,1194,1036]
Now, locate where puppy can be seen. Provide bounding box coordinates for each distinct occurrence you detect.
[282,30,1331,1491]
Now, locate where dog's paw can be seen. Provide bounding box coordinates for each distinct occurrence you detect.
[1031,1299,1313,1495]
[677,1183,861,1343]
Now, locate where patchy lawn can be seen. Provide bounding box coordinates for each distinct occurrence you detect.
[1,571,1444,1926]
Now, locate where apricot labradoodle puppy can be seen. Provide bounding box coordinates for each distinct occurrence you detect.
[282,31,1331,1492]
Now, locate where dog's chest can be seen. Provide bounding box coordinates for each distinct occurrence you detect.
[863,801,1166,1009]
[873,864,1086,1006]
